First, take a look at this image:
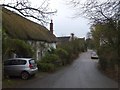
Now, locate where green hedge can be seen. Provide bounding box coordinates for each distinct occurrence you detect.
[55,48,68,65]
[37,62,55,72]
[40,54,60,64]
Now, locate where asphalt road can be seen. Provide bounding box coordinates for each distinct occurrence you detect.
[16,51,118,88]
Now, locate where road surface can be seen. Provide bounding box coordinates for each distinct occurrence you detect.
[15,51,119,88]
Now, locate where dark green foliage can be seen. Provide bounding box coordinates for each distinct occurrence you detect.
[57,39,86,63]
[86,38,94,49]
[37,62,55,72]
[37,53,60,72]
[37,38,86,72]
[2,30,34,59]
[58,43,73,63]
[55,48,68,65]
[40,54,59,64]
[12,39,34,58]
[47,47,56,54]
[98,45,118,70]
[91,21,119,72]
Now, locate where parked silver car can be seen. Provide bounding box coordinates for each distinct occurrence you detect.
[91,51,99,59]
[4,58,38,79]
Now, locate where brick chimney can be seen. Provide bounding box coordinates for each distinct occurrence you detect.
[50,20,53,34]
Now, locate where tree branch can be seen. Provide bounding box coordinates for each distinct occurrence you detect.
[1,0,57,25]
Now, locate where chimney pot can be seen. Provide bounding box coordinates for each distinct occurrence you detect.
[71,33,74,40]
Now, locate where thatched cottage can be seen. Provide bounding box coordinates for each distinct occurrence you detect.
[2,8,57,60]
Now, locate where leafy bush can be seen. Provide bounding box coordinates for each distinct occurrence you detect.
[98,46,118,70]
[13,39,34,57]
[37,62,55,72]
[57,39,83,63]
[40,54,60,64]
[55,48,68,65]
[2,33,34,59]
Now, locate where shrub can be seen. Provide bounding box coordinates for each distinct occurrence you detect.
[55,48,68,65]
[98,46,118,70]
[40,54,60,64]
[2,36,34,59]
[37,62,55,72]
[13,39,34,57]
[58,41,81,63]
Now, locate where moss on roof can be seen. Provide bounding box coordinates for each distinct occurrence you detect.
[2,8,56,43]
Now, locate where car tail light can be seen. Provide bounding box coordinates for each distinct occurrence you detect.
[29,64,34,69]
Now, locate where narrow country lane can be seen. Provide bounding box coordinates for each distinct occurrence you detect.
[15,51,118,88]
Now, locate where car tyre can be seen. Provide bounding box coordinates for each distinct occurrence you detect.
[21,71,30,80]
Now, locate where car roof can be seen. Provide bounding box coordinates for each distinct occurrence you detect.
[7,58,34,61]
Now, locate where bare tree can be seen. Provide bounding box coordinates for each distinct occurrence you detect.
[67,0,120,23]
[1,0,57,25]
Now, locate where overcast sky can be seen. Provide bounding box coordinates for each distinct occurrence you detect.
[48,0,90,38]
[1,0,90,38]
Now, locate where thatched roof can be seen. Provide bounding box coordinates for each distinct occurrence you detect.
[2,8,56,43]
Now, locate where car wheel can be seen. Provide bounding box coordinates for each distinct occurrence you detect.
[21,71,30,80]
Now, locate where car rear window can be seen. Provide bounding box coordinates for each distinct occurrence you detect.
[29,59,36,65]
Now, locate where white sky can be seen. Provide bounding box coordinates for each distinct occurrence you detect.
[1,0,90,38]
[48,0,90,38]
